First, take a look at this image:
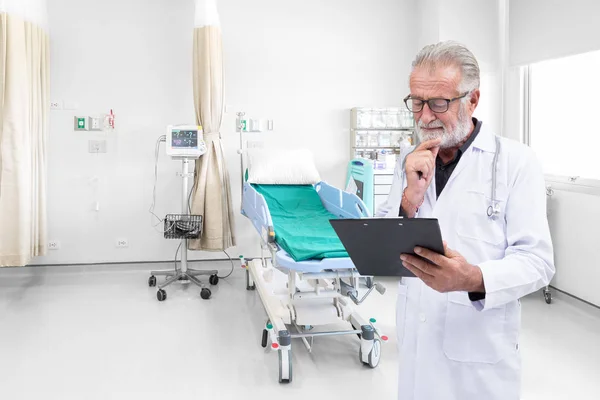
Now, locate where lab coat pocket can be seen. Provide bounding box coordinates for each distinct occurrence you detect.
[456,191,506,247]
[443,292,507,364]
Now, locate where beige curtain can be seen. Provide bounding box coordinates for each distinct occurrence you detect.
[0,7,49,267]
[189,0,236,251]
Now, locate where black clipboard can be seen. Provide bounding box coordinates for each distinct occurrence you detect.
[330,218,445,277]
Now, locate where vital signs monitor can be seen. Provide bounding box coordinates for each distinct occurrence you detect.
[166,125,207,159]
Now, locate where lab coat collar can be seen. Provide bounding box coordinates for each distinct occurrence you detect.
[471,122,496,153]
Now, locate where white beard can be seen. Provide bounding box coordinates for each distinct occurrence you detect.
[416,106,472,149]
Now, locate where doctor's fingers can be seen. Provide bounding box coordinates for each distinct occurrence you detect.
[411,157,434,179]
[403,263,437,288]
[401,256,437,277]
[415,138,442,151]
[421,156,435,176]
[413,151,435,167]
[414,246,448,266]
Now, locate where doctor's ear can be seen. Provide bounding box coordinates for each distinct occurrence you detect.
[469,89,480,111]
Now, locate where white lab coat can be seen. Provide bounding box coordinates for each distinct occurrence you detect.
[376,124,555,400]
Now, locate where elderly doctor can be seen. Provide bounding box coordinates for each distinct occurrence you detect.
[377,41,555,400]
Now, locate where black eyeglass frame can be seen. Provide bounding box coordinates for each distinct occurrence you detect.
[403,91,470,113]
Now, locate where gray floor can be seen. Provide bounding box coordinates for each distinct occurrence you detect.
[0,262,598,400]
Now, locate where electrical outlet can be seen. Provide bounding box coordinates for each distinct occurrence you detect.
[88,140,107,153]
[50,100,63,110]
[116,239,129,248]
[89,117,102,131]
[48,240,60,250]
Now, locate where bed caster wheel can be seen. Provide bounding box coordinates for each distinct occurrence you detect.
[278,350,292,384]
[368,339,382,368]
[148,276,156,287]
[544,291,552,304]
[200,288,211,300]
[246,269,256,291]
[261,329,269,348]
[365,277,374,288]
[209,275,219,286]
[157,289,167,302]
[359,339,381,368]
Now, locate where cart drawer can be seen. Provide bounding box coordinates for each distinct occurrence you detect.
[374,185,392,195]
[374,175,394,185]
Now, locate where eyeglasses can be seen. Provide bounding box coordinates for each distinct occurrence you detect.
[403,92,469,113]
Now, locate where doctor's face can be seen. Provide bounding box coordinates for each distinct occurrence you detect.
[409,64,479,149]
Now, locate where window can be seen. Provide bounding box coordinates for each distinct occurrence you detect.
[529,49,600,180]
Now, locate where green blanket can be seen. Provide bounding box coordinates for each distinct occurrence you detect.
[252,184,349,262]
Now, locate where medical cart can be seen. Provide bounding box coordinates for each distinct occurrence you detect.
[348,107,415,215]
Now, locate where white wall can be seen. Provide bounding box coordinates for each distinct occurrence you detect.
[34,0,417,265]
[413,0,440,51]
[546,183,600,306]
[412,0,506,135]
[34,0,196,266]
[509,0,600,66]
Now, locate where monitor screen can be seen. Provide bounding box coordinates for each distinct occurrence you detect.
[171,129,198,149]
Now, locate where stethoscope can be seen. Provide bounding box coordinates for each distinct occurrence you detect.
[402,135,501,220]
[487,135,501,220]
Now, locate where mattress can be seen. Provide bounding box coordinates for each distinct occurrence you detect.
[252,184,349,262]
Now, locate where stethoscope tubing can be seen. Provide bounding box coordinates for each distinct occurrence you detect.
[402,135,501,219]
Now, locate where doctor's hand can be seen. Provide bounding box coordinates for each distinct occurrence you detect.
[404,138,441,205]
[400,242,485,293]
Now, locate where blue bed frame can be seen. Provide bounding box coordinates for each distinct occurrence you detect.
[241,181,370,273]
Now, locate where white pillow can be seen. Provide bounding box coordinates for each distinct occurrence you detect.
[247,148,321,185]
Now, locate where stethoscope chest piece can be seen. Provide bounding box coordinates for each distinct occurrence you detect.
[487,202,501,219]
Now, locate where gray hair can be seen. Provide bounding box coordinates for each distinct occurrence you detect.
[411,41,480,93]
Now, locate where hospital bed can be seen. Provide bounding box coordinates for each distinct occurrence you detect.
[239,147,387,384]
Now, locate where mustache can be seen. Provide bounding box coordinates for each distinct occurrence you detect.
[418,120,444,129]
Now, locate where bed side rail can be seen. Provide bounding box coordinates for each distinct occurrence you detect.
[315,181,370,219]
[241,182,275,242]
